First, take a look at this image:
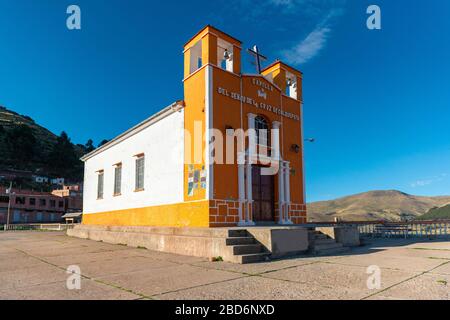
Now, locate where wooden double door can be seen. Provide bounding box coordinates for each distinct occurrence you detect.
[252,166,275,222]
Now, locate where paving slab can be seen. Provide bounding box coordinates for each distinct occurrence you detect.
[367,273,450,300]
[262,261,416,298]
[0,279,140,300]
[125,248,208,264]
[192,255,331,275]
[329,251,444,273]
[43,248,144,267]
[76,256,179,278]
[0,255,48,272]
[99,264,244,296]
[429,261,450,276]
[158,276,364,300]
[0,264,68,290]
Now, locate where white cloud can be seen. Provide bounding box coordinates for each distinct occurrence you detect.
[411,173,448,188]
[280,8,344,65]
[223,0,345,65]
[281,26,331,65]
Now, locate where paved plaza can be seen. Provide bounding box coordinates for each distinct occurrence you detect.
[0,232,449,300]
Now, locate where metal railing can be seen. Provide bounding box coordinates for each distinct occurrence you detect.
[1,223,77,232]
[305,220,450,239]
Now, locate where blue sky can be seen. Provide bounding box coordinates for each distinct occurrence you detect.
[0,0,449,202]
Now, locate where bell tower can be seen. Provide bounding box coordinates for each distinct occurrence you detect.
[183,25,242,79]
[182,26,243,202]
[261,61,303,101]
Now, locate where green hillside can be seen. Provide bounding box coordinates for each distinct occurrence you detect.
[416,204,450,220]
[0,106,91,185]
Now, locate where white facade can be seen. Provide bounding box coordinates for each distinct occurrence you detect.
[82,103,185,215]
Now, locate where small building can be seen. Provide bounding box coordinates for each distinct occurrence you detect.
[0,187,66,224]
[51,185,83,212]
[62,212,82,224]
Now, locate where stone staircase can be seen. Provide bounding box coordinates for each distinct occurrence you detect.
[225,229,270,264]
[308,230,350,256]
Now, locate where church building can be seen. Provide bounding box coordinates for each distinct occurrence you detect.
[81,25,307,228]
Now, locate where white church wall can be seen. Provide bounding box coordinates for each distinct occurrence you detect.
[83,109,185,214]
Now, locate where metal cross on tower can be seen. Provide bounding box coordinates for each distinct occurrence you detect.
[247,45,267,74]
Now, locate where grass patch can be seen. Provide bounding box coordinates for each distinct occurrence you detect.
[118,243,128,246]
[211,256,223,262]
[437,280,448,285]
[137,246,147,250]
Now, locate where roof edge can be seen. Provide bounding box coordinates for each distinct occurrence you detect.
[80,100,185,162]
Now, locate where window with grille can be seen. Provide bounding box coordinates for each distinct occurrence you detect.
[114,164,122,196]
[97,171,104,199]
[135,156,145,191]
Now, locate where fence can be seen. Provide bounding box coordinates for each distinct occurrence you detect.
[1,223,77,232]
[306,220,450,239]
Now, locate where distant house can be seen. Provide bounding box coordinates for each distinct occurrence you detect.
[0,185,83,224]
[61,212,82,224]
[0,187,66,224]
[51,185,83,212]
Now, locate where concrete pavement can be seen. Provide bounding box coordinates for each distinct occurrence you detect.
[0,232,449,300]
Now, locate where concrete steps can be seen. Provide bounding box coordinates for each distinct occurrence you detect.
[309,230,350,256]
[225,237,256,246]
[225,229,269,264]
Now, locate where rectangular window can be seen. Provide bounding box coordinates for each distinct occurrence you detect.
[50,200,56,208]
[29,198,36,206]
[97,171,104,199]
[135,155,145,191]
[39,198,46,207]
[15,197,25,205]
[58,201,64,208]
[114,164,122,196]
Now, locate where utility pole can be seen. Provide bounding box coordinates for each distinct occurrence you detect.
[5,181,12,231]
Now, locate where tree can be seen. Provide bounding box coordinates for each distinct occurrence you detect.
[85,139,95,152]
[47,131,80,179]
[5,124,37,168]
[98,139,109,147]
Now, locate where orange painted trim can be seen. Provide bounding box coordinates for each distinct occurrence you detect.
[261,60,303,77]
[82,200,210,228]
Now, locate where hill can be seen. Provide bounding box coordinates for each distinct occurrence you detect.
[0,106,57,160]
[416,204,450,220]
[0,105,90,185]
[307,190,450,222]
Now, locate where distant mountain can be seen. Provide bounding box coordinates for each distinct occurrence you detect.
[416,204,450,221]
[0,106,88,184]
[307,190,450,222]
